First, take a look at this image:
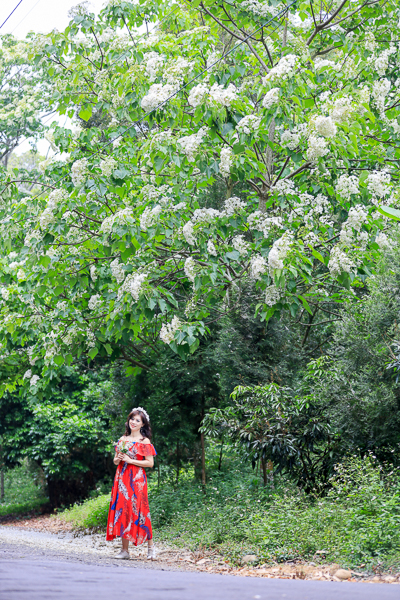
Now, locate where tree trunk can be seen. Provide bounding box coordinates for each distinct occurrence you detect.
[261,457,267,486]
[200,431,206,488]
[0,443,4,502]
[218,443,223,471]
[176,440,180,483]
[0,469,4,502]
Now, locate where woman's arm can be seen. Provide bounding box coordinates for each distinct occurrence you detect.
[121,456,154,468]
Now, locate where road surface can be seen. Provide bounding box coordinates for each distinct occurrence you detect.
[0,545,398,600]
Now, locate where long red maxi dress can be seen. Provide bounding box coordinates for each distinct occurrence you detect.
[106,440,157,545]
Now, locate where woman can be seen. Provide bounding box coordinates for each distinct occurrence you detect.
[106,407,157,560]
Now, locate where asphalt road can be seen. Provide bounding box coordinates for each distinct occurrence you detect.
[1,550,399,600]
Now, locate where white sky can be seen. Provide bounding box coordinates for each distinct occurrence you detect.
[1,0,105,155]
[1,0,104,38]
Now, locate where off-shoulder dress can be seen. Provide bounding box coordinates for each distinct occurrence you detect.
[106,440,157,545]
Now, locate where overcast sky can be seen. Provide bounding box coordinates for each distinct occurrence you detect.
[1,0,104,38]
[1,0,106,155]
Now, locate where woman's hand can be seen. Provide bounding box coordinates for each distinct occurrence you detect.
[120,453,134,464]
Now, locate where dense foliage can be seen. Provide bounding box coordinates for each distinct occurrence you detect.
[0,0,399,397]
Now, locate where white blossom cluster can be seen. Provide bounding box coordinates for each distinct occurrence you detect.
[177,127,207,162]
[159,316,182,344]
[110,258,125,283]
[191,208,220,224]
[272,178,297,196]
[207,239,217,256]
[39,206,56,229]
[90,265,97,281]
[375,232,390,248]
[183,221,196,245]
[367,170,391,199]
[268,232,292,274]
[219,147,233,177]
[100,156,118,177]
[142,51,164,81]
[187,82,209,107]
[30,374,40,387]
[241,0,278,18]
[224,196,247,215]
[313,58,340,71]
[39,188,69,230]
[312,115,337,138]
[237,115,262,135]
[141,83,177,113]
[328,96,355,124]
[328,245,354,276]
[164,57,193,85]
[262,87,280,109]
[264,54,298,83]
[250,254,267,279]
[340,205,368,246]
[306,135,329,161]
[232,235,249,255]
[118,272,147,301]
[1,287,10,301]
[88,294,102,310]
[184,256,196,282]
[373,46,397,77]
[364,30,377,52]
[71,158,88,187]
[336,174,360,199]
[280,123,307,150]
[265,284,282,306]
[372,78,390,112]
[248,211,283,237]
[209,83,237,107]
[140,205,162,230]
[100,207,133,234]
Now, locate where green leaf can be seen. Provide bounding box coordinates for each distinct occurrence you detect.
[88,347,98,360]
[298,295,313,315]
[377,206,400,221]
[79,105,93,121]
[39,255,51,268]
[311,248,326,265]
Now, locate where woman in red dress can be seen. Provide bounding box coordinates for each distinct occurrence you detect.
[106,407,157,560]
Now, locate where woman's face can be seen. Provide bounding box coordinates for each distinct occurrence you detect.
[129,413,143,434]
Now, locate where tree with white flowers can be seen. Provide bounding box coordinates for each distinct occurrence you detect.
[0,35,52,168]
[0,0,399,396]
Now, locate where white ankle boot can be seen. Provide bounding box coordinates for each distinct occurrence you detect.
[147,545,156,560]
[115,549,130,559]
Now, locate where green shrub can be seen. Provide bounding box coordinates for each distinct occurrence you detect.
[58,455,400,570]
[60,493,110,529]
[0,461,48,516]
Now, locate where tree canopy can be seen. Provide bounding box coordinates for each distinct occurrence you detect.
[0,1,399,414]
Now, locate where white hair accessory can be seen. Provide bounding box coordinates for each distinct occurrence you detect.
[131,406,150,422]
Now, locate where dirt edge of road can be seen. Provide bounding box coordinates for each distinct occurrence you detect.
[1,513,399,585]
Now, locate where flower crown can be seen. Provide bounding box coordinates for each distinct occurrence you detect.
[131,406,150,422]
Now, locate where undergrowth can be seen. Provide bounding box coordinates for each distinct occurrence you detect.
[59,450,400,570]
[0,461,48,516]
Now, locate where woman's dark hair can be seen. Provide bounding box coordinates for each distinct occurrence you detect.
[125,409,152,440]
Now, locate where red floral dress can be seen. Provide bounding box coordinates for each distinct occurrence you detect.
[106,439,157,545]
